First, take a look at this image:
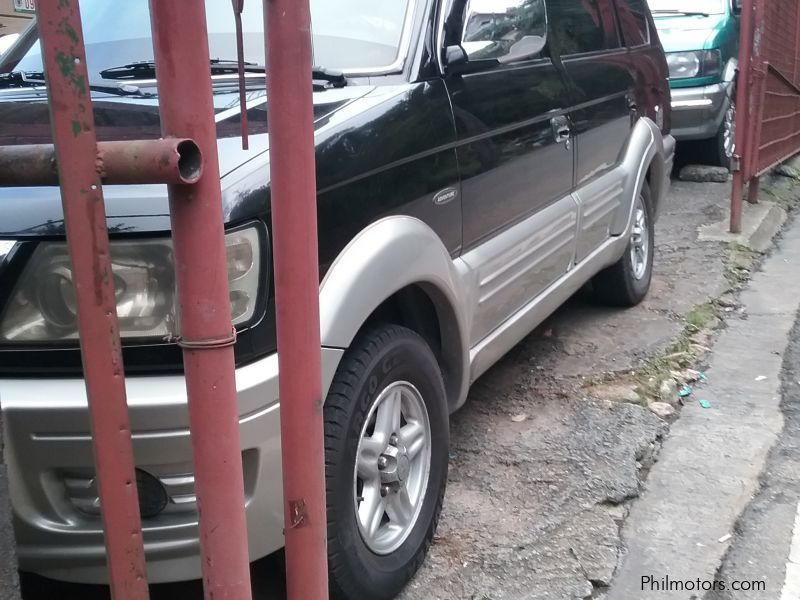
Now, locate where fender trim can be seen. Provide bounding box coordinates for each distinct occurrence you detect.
[612,117,665,234]
[319,216,470,411]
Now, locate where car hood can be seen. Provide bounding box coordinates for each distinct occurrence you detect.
[0,84,373,237]
[652,13,728,52]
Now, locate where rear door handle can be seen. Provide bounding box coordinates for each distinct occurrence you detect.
[551,115,571,145]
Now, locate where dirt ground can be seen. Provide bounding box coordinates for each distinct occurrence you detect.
[400,176,757,600]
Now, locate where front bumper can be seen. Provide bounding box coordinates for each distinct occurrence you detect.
[1,347,344,584]
[670,82,733,141]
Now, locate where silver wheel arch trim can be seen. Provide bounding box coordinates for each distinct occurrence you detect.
[613,117,665,235]
[319,216,471,412]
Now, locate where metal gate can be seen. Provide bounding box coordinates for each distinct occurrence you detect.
[731,0,800,231]
[0,0,328,598]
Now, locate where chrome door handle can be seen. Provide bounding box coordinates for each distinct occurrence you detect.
[551,115,571,145]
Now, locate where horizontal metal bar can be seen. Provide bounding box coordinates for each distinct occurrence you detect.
[760,110,800,124]
[756,147,800,177]
[764,91,800,98]
[757,130,800,151]
[767,63,800,96]
[0,138,202,187]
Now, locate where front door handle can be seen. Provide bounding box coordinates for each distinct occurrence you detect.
[551,115,571,146]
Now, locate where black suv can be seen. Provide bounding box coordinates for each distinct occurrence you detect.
[0,1,673,598]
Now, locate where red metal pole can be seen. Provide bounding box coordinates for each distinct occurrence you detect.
[731,0,757,233]
[264,0,329,598]
[747,176,761,203]
[745,1,766,201]
[731,171,744,233]
[747,61,768,204]
[34,1,149,598]
[148,2,252,599]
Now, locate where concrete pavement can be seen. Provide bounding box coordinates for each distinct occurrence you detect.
[704,310,800,600]
[607,214,800,599]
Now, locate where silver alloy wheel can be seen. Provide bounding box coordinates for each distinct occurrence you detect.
[723,101,736,159]
[629,195,649,280]
[353,381,432,555]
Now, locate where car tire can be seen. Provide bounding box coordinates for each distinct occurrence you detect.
[591,181,654,307]
[702,95,736,169]
[325,324,448,600]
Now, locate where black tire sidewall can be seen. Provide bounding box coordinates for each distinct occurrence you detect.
[326,328,448,600]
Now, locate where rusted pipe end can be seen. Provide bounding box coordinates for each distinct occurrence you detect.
[176,139,203,184]
[96,138,204,185]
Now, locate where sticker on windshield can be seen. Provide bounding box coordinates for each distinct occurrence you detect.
[13,0,36,13]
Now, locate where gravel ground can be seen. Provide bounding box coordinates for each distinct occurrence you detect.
[400,368,665,600]
[402,177,740,599]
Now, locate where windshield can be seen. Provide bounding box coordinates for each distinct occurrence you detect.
[0,0,412,79]
[647,0,727,15]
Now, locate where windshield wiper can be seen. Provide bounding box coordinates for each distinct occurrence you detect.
[99,59,347,88]
[100,59,257,80]
[651,9,710,16]
[0,71,153,97]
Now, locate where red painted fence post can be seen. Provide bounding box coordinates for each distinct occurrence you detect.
[263,0,330,597]
[731,0,757,233]
[148,1,253,598]
[34,1,149,597]
[747,61,768,205]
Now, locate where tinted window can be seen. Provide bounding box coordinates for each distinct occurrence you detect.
[461,0,548,62]
[617,0,651,46]
[547,0,620,55]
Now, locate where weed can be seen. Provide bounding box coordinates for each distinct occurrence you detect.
[724,242,761,286]
[685,302,717,332]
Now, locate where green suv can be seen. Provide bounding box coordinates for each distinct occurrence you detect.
[649,0,740,167]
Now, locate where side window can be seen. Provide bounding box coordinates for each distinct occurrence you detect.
[614,0,650,47]
[461,0,548,63]
[547,0,620,56]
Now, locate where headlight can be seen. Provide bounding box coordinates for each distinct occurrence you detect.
[0,225,263,343]
[666,50,721,80]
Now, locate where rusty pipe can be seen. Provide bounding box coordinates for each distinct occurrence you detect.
[33,0,149,597]
[0,138,202,187]
[265,0,329,598]
[149,1,253,598]
[730,0,757,233]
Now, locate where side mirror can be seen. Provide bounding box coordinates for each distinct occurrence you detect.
[443,44,497,75]
[732,0,742,14]
[444,45,468,70]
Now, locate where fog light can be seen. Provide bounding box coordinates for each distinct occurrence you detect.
[136,468,169,518]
